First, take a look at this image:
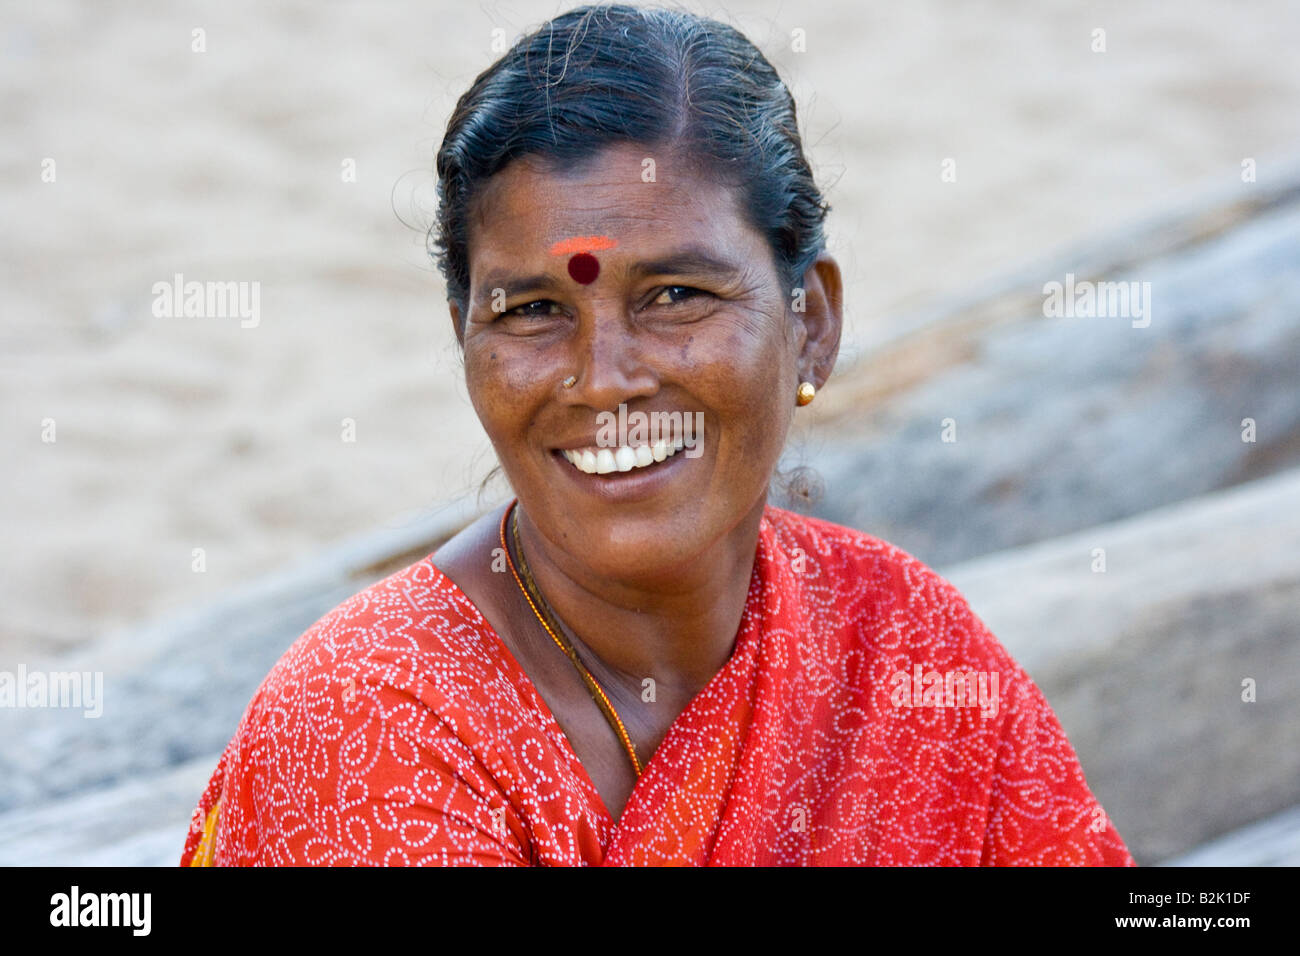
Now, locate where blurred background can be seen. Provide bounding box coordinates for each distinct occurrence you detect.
[2,0,1298,865]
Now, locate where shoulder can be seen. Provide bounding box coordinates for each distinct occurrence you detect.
[761,502,952,599]
[220,554,530,778]
[248,556,510,715]
[204,556,562,864]
[760,503,1011,672]
[190,550,616,865]
[759,506,1133,865]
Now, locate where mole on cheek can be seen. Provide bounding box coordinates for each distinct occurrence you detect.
[567,252,599,284]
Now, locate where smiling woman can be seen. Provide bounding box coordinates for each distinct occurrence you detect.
[180,3,1134,866]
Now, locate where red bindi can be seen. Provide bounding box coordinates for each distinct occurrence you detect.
[567,252,600,284]
[551,236,615,285]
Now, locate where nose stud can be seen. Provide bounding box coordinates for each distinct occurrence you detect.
[561,375,577,389]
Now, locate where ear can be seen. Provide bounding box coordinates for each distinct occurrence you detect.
[793,253,843,390]
[448,298,465,348]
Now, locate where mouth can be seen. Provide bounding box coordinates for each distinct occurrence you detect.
[557,436,687,475]
[548,432,695,504]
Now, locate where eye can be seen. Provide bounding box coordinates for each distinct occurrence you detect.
[505,299,562,318]
[652,285,709,306]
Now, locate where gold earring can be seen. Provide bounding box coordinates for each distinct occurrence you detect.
[561,375,577,389]
[796,381,816,406]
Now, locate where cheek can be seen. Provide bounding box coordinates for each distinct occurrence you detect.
[717,309,795,390]
[698,318,795,453]
[463,341,550,438]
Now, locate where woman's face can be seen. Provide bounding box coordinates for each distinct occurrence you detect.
[450,142,838,581]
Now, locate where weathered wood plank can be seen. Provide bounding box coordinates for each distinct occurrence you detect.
[0,755,215,866]
[1159,803,1300,867]
[798,169,1300,569]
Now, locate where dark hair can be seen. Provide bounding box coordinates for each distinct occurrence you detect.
[430,2,830,323]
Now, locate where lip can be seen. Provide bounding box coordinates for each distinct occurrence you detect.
[549,444,692,503]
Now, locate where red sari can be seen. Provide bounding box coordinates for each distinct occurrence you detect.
[180,503,1134,866]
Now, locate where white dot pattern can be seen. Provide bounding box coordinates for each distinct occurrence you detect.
[180,505,1134,866]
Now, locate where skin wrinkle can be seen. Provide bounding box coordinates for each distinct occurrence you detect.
[434,140,842,820]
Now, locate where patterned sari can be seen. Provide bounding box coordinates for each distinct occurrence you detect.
[181,502,1134,866]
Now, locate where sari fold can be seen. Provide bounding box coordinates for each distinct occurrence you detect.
[181,504,1134,866]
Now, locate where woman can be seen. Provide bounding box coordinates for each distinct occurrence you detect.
[182,3,1134,866]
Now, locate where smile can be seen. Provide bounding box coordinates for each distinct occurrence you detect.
[559,437,686,475]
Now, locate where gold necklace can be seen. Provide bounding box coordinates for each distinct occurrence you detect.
[499,500,644,777]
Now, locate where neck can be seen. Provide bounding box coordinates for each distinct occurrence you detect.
[511,495,766,703]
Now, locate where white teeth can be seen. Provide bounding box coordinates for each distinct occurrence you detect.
[560,440,684,476]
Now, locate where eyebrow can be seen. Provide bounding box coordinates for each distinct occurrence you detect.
[473,244,747,304]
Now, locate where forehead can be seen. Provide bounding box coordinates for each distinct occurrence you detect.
[467,144,754,261]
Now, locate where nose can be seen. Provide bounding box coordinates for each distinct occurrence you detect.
[561,306,659,407]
